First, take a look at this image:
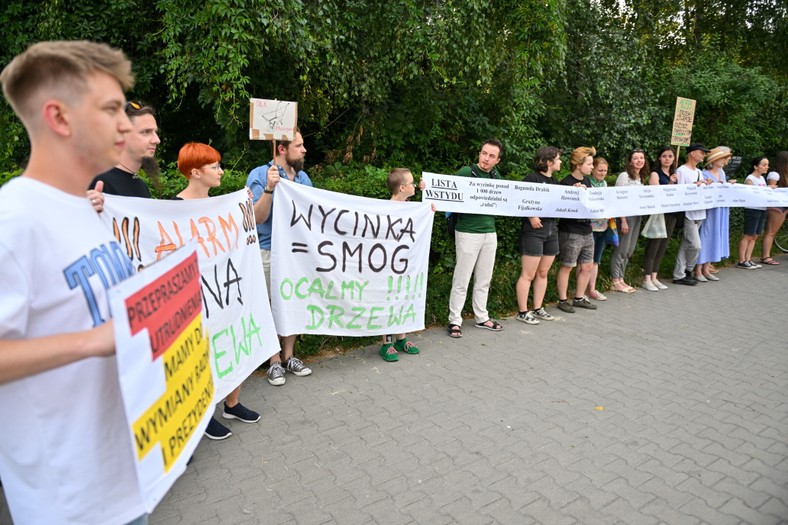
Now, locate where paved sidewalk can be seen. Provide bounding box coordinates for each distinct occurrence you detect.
[2,259,787,524]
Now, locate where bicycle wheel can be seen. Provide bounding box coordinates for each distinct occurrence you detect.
[774,220,788,253]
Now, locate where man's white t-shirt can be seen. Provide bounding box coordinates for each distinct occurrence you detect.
[676,165,707,221]
[0,177,145,525]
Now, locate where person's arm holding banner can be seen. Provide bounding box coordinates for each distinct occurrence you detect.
[0,323,114,384]
[251,164,280,224]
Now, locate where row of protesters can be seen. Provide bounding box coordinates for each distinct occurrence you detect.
[89,103,262,441]
[761,151,788,265]
[514,146,599,325]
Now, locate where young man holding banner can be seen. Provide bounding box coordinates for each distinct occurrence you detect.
[0,41,147,525]
[247,130,314,385]
[672,143,710,285]
[447,139,505,338]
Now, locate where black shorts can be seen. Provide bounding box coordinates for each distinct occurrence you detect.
[743,209,766,236]
[519,220,559,257]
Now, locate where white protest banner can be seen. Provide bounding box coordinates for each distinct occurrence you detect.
[249,98,298,141]
[109,244,212,511]
[271,180,434,336]
[422,172,788,218]
[101,190,279,401]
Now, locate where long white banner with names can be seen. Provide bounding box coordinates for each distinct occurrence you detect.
[422,172,788,218]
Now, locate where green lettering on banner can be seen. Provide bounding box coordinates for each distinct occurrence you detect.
[302,303,416,332]
[211,313,263,379]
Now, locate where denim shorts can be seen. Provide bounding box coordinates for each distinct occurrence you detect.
[519,220,559,257]
[558,231,594,267]
[743,208,766,236]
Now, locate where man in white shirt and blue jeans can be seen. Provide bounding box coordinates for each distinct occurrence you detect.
[672,143,711,286]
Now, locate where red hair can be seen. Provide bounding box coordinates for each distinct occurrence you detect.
[177,142,221,178]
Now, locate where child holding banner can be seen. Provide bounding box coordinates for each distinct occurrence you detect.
[379,168,425,361]
[176,142,261,439]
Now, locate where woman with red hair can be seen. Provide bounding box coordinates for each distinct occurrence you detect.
[176,142,261,440]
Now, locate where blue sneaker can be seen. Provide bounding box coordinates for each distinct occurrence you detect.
[222,402,260,423]
[204,417,231,440]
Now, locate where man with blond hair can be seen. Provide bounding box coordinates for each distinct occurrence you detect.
[0,41,147,524]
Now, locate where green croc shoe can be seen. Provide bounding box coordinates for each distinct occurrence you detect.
[379,343,399,362]
[394,338,420,354]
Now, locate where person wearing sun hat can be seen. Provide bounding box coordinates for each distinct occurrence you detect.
[694,146,735,281]
[672,143,712,285]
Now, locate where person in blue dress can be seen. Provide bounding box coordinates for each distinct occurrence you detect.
[694,146,735,281]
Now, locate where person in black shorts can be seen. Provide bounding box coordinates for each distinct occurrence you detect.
[515,146,562,325]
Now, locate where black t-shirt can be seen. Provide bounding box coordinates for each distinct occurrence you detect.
[521,172,560,232]
[89,167,151,198]
[558,173,592,235]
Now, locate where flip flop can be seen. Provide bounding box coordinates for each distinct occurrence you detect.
[448,324,463,338]
[761,257,781,265]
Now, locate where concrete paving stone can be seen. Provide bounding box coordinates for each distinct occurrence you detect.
[601,458,654,488]
[712,476,771,510]
[669,442,719,468]
[398,497,456,525]
[440,496,497,525]
[759,496,788,522]
[479,497,538,524]
[532,474,583,509]
[636,457,690,488]
[637,477,696,509]
[486,478,543,509]
[563,476,619,511]
[677,498,741,525]
[600,477,656,510]
[600,498,660,525]
[701,440,753,468]
[358,499,413,525]
[719,496,775,525]
[565,458,620,488]
[519,496,581,525]
[561,496,621,525]
[740,457,788,485]
[749,477,788,507]
[535,457,584,485]
[640,499,702,525]
[267,477,330,508]
[673,474,735,509]
[319,496,374,525]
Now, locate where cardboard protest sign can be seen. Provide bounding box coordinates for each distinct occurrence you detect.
[110,244,212,510]
[249,98,298,141]
[671,97,696,147]
[101,190,279,401]
[271,181,434,336]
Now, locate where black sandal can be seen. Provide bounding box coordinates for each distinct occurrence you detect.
[474,319,503,331]
[448,324,463,338]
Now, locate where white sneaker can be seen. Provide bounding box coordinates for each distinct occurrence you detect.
[642,280,659,292]
[652,279,668,290]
